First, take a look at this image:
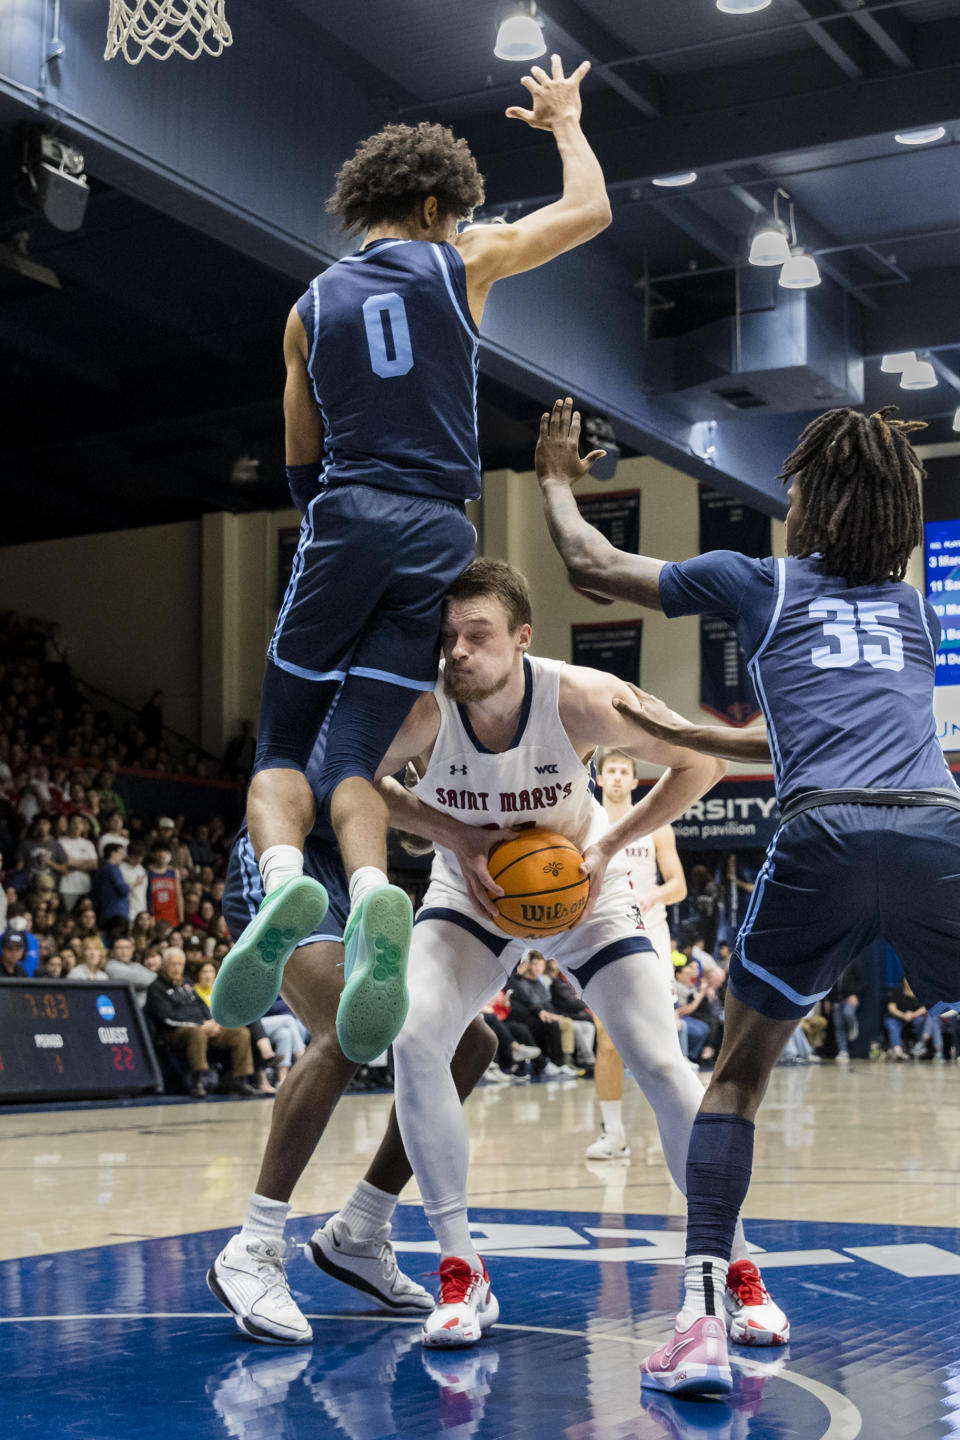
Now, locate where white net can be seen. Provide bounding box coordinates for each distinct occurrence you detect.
[105,0,232,64]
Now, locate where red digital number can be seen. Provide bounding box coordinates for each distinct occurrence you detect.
[112,1045,137,1073]
[0,1051,4,1072]
[54,1053,64,1074]
[111,1045,124,1072]
[123,1046,135,1071]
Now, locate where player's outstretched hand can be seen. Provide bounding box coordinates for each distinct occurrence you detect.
[506,54,591,131]
[448,825,513,921]
[536,397,606,491]
[612,683,685,744]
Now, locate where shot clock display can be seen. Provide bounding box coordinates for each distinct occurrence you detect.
[0,980,163,1102]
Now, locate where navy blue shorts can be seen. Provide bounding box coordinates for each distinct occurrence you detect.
[269,484,475,687]
[222,830,349,947]
[255,484,475,784]
[730,802,960,1020]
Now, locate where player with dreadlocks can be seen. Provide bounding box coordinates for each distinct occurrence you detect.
[534,398,960,1397]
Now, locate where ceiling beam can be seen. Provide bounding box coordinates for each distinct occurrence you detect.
[537,1,664,119]
[840,0,915,69]
[788,0,866,80]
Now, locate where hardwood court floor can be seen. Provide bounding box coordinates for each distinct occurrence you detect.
[5,1062,960,1440]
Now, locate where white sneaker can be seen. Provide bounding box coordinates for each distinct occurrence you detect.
[584,1124,631,1161]
[307,1214,433,1313]
[421,1257,499,1348]
[836,1051,851,1064]
[724,1259,790,1346]
[541,1060,562,1078]
[482,1062,513,1085]
[207,1233,313,1345]
[511,1042,540,1061]
[557,1063,581,1077]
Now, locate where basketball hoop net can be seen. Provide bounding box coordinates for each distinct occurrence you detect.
[105,0,232,64]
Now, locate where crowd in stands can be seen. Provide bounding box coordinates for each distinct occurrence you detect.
[1,607,944,1108]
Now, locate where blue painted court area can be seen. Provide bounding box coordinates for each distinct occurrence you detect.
[6,1207,960,1439]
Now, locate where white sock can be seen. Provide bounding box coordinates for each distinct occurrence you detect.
[423,1194,481,1271]
[677,1254,729,1330]
[729,1219,750,1263]
[600,1099,623,1133]
[337,1179,398,1240]
[259,844,303,896]
[240,1192,290,1246]
[349,865,389,910]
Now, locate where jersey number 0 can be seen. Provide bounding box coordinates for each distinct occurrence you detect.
[363,292,414,378]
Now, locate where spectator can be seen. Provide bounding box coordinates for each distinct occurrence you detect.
[6,908,38,974]
[884,977,926,1060]
[92,843,130,927]
[145,947,256,1099]
[259,993,309,1088]
[141,943,163,974]
[674,960,713,1062]
[223,719,255,777]
[104,935,157,1009]
[828,961,862,1064]
[687,865,723,956]
[58,943,78,976]
[19,815,68,890]
[505,953,578,1077]
[37,951,64,979]
[72,936,108,981]
[146,844,183,925]
[0,929,28,978]
[93,768,126,819]
[98,811,129,857]
[131,910,156,957]
[544,956,596,1069]
[189,823,216,871]
[59,812,99,912]
[121,842,149,921]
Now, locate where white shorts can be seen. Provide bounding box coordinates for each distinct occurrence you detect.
[416,855,655,993]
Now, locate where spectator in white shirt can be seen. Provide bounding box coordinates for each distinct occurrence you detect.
[98,811,129,857]
[59,812,99,911]
[121,841,149,921]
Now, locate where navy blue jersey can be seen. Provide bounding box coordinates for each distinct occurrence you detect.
[660,551,956,799]
[296,238,480,506]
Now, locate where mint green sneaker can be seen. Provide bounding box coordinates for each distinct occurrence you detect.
[335,885,413,1064]
[211,875,329,1028]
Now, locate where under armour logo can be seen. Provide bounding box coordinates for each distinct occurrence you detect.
[450,764,468,775]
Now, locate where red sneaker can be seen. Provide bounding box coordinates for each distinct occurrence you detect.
[724,1259,790,1346]
[421,1257,499,1349]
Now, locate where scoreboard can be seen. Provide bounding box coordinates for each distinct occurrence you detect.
[0,980,163,1102]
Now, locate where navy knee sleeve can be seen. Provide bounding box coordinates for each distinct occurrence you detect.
[315,676,422,805]
[685,1112,755,1261]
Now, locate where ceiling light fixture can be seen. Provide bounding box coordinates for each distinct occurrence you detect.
[881,351,917,373]
[651,171,698,187]
[494,5,546,61]
[894,126,946,146]
[779,249,821,289]
[748,187,794,267]
[899,356,937,390]
[717,0,773,12]
[953,406,960,433]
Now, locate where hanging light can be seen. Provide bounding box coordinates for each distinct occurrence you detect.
[899,356,937,390]
[717,0,773,12]
[779,250,821,288]
[881,351,917,373]
[748,224,790,266]
[651,171,698,187]
[894,126,946,146]
[952,406,960,433]
[494,7,546,61]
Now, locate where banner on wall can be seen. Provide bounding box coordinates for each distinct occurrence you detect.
[638,774,779,851]
[699,487,770,726]
[276,527,300,609]
[924,519,960,752]
[571,620,642,686]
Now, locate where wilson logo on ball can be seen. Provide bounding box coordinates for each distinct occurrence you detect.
[486,827,589,939]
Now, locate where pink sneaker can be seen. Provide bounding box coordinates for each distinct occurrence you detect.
[641,1315,733,1396]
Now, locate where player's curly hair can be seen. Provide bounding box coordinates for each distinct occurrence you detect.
[326,122,485,234]
[445,558,533,633]
[780,406,926,585]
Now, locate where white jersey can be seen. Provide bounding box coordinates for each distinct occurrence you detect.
[620,832,667,930]
[413,654,615,890]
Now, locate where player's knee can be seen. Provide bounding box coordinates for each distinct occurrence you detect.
[394,1016,456,1072]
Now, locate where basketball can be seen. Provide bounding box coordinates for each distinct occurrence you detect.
[487,828,589,939]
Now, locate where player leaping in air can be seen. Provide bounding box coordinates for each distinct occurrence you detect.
[535,396,960,1397]
[213,58,613,1069]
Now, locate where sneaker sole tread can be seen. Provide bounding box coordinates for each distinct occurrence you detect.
[640,1362,732,1396]
[211,878,329,1027]
[206,1261,313,1345]
[336,889,412,1063]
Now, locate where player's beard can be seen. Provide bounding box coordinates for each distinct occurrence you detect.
[443,667,511,704]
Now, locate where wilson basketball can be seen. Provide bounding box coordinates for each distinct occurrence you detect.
[487,828,589,939]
